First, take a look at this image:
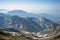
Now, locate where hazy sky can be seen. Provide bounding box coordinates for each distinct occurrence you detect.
[0,0,60,14]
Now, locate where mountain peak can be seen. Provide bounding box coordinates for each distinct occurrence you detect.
[7,10,26,14]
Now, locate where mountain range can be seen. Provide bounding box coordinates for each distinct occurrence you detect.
[0,10,60,40]
[0,10,59,32]
[0,10,60,31]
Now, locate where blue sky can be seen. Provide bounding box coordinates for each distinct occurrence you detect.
[0,0,60,14]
